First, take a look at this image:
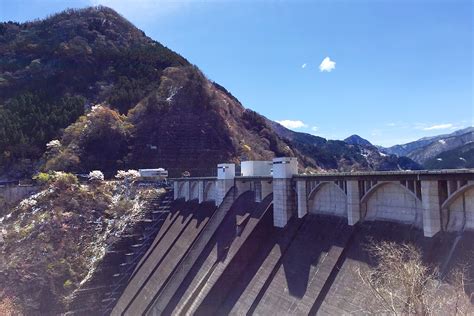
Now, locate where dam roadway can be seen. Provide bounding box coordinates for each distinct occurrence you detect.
[110,159,474,315]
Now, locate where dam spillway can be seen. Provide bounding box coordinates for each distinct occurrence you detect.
[110,158,474,315]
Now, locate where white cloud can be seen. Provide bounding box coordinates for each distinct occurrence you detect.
[277,120,308,129]
[311,126,319,132]
[301,63,307,69]
[319,56,336,72]
[422,123,453,131]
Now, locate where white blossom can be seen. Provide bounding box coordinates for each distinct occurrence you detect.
[90,104,103,114]
[115,170,140,181]
[88,170,104,182]
[19,198,37,209]
[46,139,61,150]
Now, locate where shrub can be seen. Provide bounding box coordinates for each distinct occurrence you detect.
[63,279,73,289]
[51,172,78,190]
[33,172,52,185]
[48,105,131,174]
[109,198,134,216]
[358,241,473,314]
[43,148,80,172]
[0,296,21,315]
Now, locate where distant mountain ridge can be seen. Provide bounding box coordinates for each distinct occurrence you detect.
[381,127,474,167]
[268,121,421,171]
[344,135,373,147]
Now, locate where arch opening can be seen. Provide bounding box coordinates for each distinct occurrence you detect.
[189,181,199,201]
[362,182,422,227]
[308,182,347,217]
[203,181,216,202]
[177,181,186,199]
[441,184,474,232]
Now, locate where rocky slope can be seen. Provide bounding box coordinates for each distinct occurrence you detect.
[1,6,420,179]
[382,127,474,166]
[0,173,165,314]
[269,121,421,171]
[44,65,298,177]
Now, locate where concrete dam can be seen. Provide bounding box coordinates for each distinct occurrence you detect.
[110,158,474,315]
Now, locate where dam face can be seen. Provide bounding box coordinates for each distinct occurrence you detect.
[111,159,474,315]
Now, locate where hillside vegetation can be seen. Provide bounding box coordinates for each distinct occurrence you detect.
[0,172,164,314]
[424,142,474,169]
[0,6,187,175]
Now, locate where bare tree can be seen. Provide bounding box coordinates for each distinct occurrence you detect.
[357,240,472,315]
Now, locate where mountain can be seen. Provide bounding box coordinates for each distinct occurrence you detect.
[344,134,373,147]
[0,6,420,178]
[0,6,296,177]
[381,127,474,166]
[424,141,474,169]
[269,121,421,171]
[0,6,188,176]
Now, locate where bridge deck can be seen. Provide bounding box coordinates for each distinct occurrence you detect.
[170,169,474,182]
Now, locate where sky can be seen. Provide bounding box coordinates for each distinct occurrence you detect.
[1,0,472,146]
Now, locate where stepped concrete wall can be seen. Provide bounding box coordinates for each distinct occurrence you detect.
[146,188,237,315]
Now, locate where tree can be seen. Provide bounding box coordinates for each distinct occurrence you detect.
[44,105,132,174]
[88,170,104,183]
[357,241,472,315]
[50,172,78,190]
[115,169,140,182]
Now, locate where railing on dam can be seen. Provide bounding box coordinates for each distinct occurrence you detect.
[295,169,474,180]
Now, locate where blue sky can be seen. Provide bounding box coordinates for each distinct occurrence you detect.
[1,0,472,146]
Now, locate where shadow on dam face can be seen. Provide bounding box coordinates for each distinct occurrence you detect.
[124,192,474,316]
[197,215,474,316]
[163,191,263,314]
[279,216,354,298]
